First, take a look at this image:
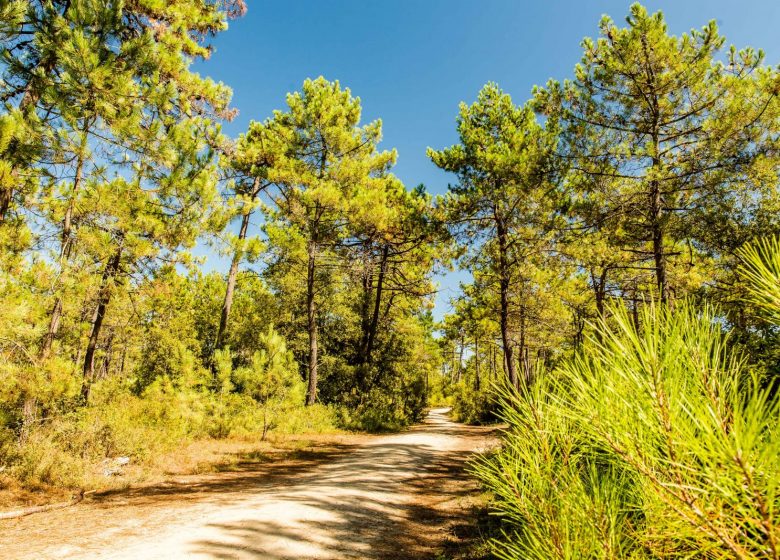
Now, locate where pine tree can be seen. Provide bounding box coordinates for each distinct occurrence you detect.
[77,110,225,399]
[535,3,780,304]
[256,77,396,405]
[212,123,275,354]
[429,83,559,387]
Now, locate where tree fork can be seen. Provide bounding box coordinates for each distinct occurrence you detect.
[81,241,123,401]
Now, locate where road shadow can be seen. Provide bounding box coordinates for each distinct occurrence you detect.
[90,442,361,510]
[188,411,499,559]
[0,410,500,560]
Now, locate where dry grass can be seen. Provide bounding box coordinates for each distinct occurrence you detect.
[0,475,72,509]
[0,431,349,511]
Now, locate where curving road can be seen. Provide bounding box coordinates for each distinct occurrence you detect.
[1,408,497,559]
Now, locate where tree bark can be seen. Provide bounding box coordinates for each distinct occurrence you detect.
[592,268,608,318]
[354,264,372,390]
[490,343,496,380]
[647,69,670,305]
[305,237,319,406]
[81,243,122,401]
[215,178,263,353]
[357,250,373,357]
[0,489,88,521]
[456,335,464,383]
[215,205,253,352]
[474,337,480,391]
[18,396,37,444]
[363,244,389,366]
[651,180,669,305]
[518,306,527,386]
[496,217,517,388]
[0,187,12,223]
[631,292,642,333]
[40,135,88,359]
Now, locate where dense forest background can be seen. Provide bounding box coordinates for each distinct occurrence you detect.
[1,2,780,557]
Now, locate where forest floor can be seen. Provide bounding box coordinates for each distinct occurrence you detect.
[0,408,499,559]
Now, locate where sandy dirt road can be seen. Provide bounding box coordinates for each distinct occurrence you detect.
[0,408,497,559]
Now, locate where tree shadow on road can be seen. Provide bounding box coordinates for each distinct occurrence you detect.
[82,443,357,512]
[188,417,499,559]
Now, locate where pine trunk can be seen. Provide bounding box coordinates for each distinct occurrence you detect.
[215,207,252,351]
[363,244,389,366]
[215,178,263,353]
[40,140,87,359]
[305,237,319,406]
[18,396,37,444]
[474,338,480,391]
[592,268,608,318]
[456,335,464,383]
[81,244,122,401]
[649,85,669,304]
[651,182,669,305]
[0,187,12,223]
[496,218,517,388]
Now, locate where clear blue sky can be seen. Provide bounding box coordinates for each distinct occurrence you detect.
[195,0,780,320]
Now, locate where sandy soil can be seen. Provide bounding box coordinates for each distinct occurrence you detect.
[0,408,498,559]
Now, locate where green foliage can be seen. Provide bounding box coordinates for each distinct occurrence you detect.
[0,2,436,497]
[738,236,780,322]
[2,369,337,489]
[430,83,564,389]
[213,347,234,394]
[476,285,780,558]
[535,2,779,306]
[1,4,779,536]
[445,18,780,557]
[228,77,442,423]
[232,326,306,439]
[437,5,779,415]
[449,381,498,425]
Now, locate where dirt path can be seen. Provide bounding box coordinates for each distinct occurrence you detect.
[1,408,497,559]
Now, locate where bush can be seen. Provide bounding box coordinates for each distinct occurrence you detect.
[335,384,426,432]
[227,326,308,439]
[449,381,499,424]
[275,403,338,434]
[9,426,87,488]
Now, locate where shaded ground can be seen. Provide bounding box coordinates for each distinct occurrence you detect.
[0,408,498,559]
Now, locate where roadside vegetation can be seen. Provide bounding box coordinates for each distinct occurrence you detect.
[432,5,780,559]
[0,1,442,498]
[474,241,780,559]
[2,2,780,558]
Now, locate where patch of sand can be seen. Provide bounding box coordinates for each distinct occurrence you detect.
[0,409,497,559]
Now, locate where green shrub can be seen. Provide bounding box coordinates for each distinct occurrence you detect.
[275,403,338,434]
[450,381,499,424]
[426,377,453,408]
[228,326,308,439]
[473,238,780,559]
[336,385,423,432]
[11,428,88,488]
